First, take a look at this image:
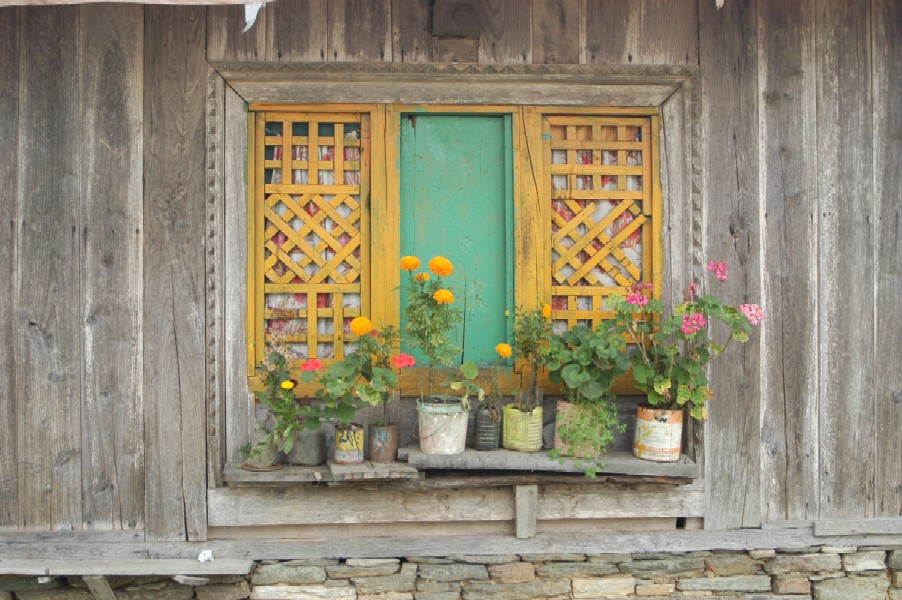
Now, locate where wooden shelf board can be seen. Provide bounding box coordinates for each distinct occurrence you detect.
[223,460,420,485]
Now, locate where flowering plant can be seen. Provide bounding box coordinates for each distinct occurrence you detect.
[401,255,463,396]
[498,304,555,410]
[609,262,763,419]
[251,342,304,454]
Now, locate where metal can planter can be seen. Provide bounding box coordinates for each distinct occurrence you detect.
[286,429,327,466]
[502,404,544,452]
[367,424,399,463]
[417,396,468,455]
[633,406,684,462]
[334,423,365,464]
[473,407,501,451]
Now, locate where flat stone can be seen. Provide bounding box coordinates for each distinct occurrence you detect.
[252,565,327,586]
[460,580,570,600]
[404,558,454,565]
[487,563,534,584]
[813,576,890,600]
[842,551,887,572]
[705,553,762,576]
[678,575,772,592]
[888,550,902,570]
[326,564,400,579]
[620,557,706,577]
[749,550,777,559]
[766,553,842,575]
[586,553,632,564]
[357,594,412,600]
[0,577,64,592]
[0,592,10,600]
[773,576,811,594]
[114,582,195,600]
[571,576,636,598]
[14,592,93,600]
[414,593,459,600]
[632,553,677,560]
[416,564,487,583]
[196,582,251,600]
[820,546,857,554]
[448,556,519,565]
[352,564,417,594]
[892,570,902,587]
[636,582,675,596]
[345,559,399,568]
[517,553,585,562]
[535,561,619,578]
[250,586,356,599]
[741,596,814,600]
[416,583,459,592]
[890,588,902,600]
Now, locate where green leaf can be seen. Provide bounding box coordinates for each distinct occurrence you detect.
[653,375,672,395]
[459,361,478,380]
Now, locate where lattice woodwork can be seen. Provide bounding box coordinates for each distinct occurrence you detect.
[255,112,369,363]
[544,115,656,333]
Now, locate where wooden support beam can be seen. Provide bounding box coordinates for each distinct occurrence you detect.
[83,577,117,600]
[0,559,253,576]
[515,485,538,539]
[814,518,902,537]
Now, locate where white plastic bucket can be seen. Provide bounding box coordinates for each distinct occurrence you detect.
[416,398,468,455]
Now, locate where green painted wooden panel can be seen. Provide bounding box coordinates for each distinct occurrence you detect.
[400,114,513,365]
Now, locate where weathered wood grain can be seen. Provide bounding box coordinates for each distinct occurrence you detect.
[515,485,538,538]
[757,0,819,524]
[264,0,327,61]
[0,559,253,576]
[0,7,19,529]
[143,5,208,541]
[327,0,392,62]
[479,0,531,64]
[531,0,579,64]
[538,482,705,519]
[583,0,698,66]
[815,0,874,520]
[814,517,902,537]
[206,3,267,61]
[698,0,761,529]
[391,0,431,62]
[432,0,482,38]
[17,5,83,531]
[872,0,902,518]
[78,4,145,532]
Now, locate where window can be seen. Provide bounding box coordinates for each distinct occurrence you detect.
[247,105,662,385]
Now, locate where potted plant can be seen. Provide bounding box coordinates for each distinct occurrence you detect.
[610,261,764,462]
[498,304,554,452]
[244,343,301,470]
[473,364,503,451]
[402,255,469,455]
[546,324,632,477]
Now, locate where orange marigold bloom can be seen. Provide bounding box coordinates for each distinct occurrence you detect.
[415,272,430,281]
[495,343,512,358]
[433,289,454,304]
[428,256,454,277]
[400,256,421,271]
[542,304,552,319]
[349,316,373,336]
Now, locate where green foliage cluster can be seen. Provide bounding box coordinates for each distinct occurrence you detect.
[508,305,555,408]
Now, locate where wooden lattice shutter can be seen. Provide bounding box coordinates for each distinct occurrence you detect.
[252,111,369,365]
[544,115,660,332]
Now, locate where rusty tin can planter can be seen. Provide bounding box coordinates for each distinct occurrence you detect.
[633,406,684,462]
[334,423,366,464]
[473,407,501,451]
[286,429,327,466]
[367,424,399,463]
[502,404,544,452]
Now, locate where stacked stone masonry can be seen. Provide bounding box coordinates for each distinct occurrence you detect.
[2,547,900,600]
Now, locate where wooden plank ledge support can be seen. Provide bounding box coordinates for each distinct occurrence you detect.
[83,577,117,600]
[0,558,254,576]
[516,484,538,539]
[814,517,902,536]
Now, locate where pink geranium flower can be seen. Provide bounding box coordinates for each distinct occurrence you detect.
[300,358,323,372]
[681,312,707,336]
[740,303,765,326]
[626,292,649,307]
[707,260,728,283]
[391,353,416,369]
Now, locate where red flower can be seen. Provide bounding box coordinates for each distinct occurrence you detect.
[300,358,323,372]
[391,353,416,369]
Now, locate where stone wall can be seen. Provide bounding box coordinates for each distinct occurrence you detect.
[2,547,900,600]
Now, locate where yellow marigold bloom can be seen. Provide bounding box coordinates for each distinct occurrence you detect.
[542,304,552,319]
[280,380,295,390]
[433,289,454,304]
[350,316,373,336]
[400,256,421,271]
[495,343,512,358]
[428,256,454,277]
[415,272,430,281]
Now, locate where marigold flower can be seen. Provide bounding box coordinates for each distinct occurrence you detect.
[626,292,650,307]
[415,272,430,281]
[740,303,765,326]
[542,304,552,319]
[280,380,295,390]
[349,316,373,336]
[681,312,707,336]
[392,353,416,369]
[707,260,728,283]
[300,358,323,372]
[428,256,454,277]
[400,255,421,271]
[433,289,454,304]
[495,343,512,358]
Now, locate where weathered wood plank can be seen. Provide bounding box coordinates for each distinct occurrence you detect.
[479,0,531,64]
[0,559,253,576]
[757,0,818,524]
[327,0,391,62]
[698,0,761,529]
[813,517,902,537]
[515,485,538,538]
[205,3,267,61]
[391,0,431,62]
[872,0,902,518]
[531,0,579,64]
[82,577,117,600]
[432,0,482,38]
[78,4,144,531]
[143,5,208,541]
[326,460,420,481]
[538,483,705,519]
[0,530,143,543]
[583,0,698,65]
[815,0,874,520]
[264,0,327,61]
[17,4,83,531]
[0,6,19,529]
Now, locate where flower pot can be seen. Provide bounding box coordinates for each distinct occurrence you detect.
[416,396,468,455]
[334,423,365,464]
[553,400,598,459]
[242,428,281,471]
[473,407,501,451]
[633,406,684,462]
[502,404,543,452]
[286,429,327,466]
[367,424,399,463]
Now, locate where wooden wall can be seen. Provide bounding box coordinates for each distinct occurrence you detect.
[0,0,899,540]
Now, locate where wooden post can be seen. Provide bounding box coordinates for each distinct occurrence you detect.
[83,576,117,600]
[515,485,538,539]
